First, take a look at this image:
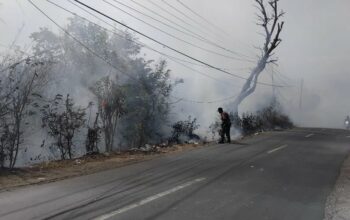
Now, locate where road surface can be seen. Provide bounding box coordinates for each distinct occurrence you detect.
[0,128,349,220]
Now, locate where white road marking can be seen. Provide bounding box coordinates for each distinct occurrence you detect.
[267,145,288,154]
[347,136,350,138]
[305,133,314,138]
[93,178,206,220]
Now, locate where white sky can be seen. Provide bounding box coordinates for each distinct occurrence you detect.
[0,0,350,128]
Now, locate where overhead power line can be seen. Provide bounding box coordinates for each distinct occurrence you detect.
[147,0,217,42]
[68,0,252,74]
[121,0,255,71]
[72,0,288,88]
[27,0,242,105]
[28,0,137,82]
[271,67,295,88]
[170,93,240,104]
[161,0,222,38]
[48,0,238,87]
[128,0,241,56]
[108,0,252,61]
[273,67,297,86]
[67,0,248,85]
[103,0,252,62]
[148,0,257,58]
[175,0,232,39]
[161,0,254,55]
[174,0,261,56]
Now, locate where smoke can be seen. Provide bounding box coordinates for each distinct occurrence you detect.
[1,0,350,166]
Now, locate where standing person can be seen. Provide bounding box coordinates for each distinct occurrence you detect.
[345,115,350,129]
[218,107,231,143]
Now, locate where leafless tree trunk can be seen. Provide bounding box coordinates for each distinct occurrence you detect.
[232,0,284,114]
[86,113,100,154]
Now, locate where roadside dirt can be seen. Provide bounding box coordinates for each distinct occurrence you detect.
[324,154,350,220]
[0,144,206,191]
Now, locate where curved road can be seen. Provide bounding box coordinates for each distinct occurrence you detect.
[0,128,349,220]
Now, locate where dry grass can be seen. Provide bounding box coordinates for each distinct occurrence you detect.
[0,143,204,191]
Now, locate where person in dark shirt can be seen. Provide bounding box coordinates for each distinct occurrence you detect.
[218,107,231,143]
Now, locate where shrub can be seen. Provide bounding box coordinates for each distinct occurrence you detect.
[240,101,293,135]
[169,116,200,144]
[210,100,293,138]
[41,94,86,160]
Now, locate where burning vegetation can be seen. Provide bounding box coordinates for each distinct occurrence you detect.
[0,0,291,169]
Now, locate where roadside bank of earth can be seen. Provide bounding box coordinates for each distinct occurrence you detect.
[0,143,205,191]
[325,154,350,220]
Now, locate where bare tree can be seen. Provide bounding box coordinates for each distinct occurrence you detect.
[0,78,12,118]
[41,94,86,160]
[85,112,101,154]
[91,77,125,152]
[0,56,50,168]
[232,0,285,114]
[0,124,12,168]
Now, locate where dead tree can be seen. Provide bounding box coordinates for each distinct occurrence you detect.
[232,0,285,114]
[86,113,101,154]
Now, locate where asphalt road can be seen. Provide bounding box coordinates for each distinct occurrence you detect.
[0,128,349,220]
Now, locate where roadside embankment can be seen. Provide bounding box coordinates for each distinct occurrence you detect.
[325,154,350,220]
[0,143,204,191]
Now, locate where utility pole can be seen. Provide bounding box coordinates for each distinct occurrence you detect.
[299,78,304,110]
[271,66,276,103]
[270,66,277,107]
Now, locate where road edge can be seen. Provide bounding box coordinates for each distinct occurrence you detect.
[324,153,350,220]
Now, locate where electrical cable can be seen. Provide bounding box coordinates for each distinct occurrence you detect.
[147,0,217,41]
[109,0,254,60]
[161,0,225,40]
[47,0,239,87]
[72,0,289,88]
[174,0,256,53]
[68,0,253,73]
[103,0,253,62]
[28,0,243,105]
[170,93,240,104]
[175,0,231,38]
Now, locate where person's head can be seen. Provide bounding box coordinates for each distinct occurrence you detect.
[218,107,223,113]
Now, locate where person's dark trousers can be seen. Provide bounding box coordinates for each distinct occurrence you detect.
[220,124,231,143]
[225,124,231,143]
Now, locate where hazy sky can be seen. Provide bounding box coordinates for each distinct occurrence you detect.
[0,0,350,129]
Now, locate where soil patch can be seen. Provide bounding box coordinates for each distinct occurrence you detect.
[0,143,205,191]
